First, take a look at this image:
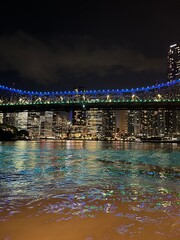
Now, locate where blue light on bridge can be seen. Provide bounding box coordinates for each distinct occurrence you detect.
[0,79,180,98]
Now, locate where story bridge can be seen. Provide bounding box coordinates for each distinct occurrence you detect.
[0,79,180,113]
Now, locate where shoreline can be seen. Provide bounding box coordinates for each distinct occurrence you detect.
[1,138,180,144]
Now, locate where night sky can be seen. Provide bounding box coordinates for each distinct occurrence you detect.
[0,1,179,91]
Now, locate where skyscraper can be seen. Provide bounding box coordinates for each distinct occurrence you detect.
[3,113,16,127]
[167,44,180,135]
[27,112,40,138]
[15,112,28,130]
[116,110,128,138]
[0,113,3,124]
[102,110,116,139]
[86,108,103,139]
[167,44,180,81]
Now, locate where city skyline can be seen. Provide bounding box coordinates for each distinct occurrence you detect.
[0,43,180,139]
[0,3,179,237]
[0,1,179,91]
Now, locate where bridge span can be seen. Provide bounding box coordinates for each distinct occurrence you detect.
[0,79,180,112]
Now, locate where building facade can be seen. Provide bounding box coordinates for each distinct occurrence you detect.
[167,43,180,135]
[116,110,128,138]
[86,108,103,139]
[167,44,180,81]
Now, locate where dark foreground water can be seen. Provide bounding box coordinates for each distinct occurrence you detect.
[0,140,179,239]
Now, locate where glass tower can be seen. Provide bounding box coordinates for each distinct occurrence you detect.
[167,44,180,135]
[167,44,180,81]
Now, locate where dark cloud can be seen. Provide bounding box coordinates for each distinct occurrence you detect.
[0,32,166,90]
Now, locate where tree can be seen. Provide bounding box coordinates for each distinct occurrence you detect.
[17,130,29,139]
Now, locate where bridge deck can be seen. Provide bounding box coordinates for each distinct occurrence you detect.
[0,101,180,112]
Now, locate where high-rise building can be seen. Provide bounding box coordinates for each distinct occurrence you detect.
[0,113,3,124]
[127,110,167,137]
[15,112,28,130]
[167,44,180,135]
[71,109,87,138]
[53,111,70,138]
[27,112,40,138]
[86,108,103,139]
[127,110,140,136]
[167,44,180,81]
[70,86,87,138]
[116,110,128,138]
[40,111,53,137]
[70,108,117,139]
[3,113,16,127]
[102,110,116,138]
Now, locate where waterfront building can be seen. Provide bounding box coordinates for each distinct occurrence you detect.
[127,110,135,136]
[127,110,166,137]
[39,111,53,138]
[127,110,141,136]
[28,111,71,138]
[3,113,16,127]
[15,112,28,130]
[72,109,86,126]
[53,111,70,138]
[86,108,103,139]
[27,112,40,138]
[140,110,161,137]
[175,111,180,134]
[70,86,87,138]
[116,110,128,137]
[71,108,116,139]
[0,113,3,124]
[153,110,165,136]
[102,110,116,138]
[71,109,87,138]
[164,110,177,136]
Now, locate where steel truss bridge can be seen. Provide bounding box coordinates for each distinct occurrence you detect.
[0,79,180,112]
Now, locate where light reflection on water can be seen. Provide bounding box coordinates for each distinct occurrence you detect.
[0,140,180,238]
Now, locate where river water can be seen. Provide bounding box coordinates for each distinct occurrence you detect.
[0,140,179,240]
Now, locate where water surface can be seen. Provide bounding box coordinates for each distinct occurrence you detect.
[0,140,179,239]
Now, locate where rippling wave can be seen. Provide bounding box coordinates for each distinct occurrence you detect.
[0,140,180,239]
